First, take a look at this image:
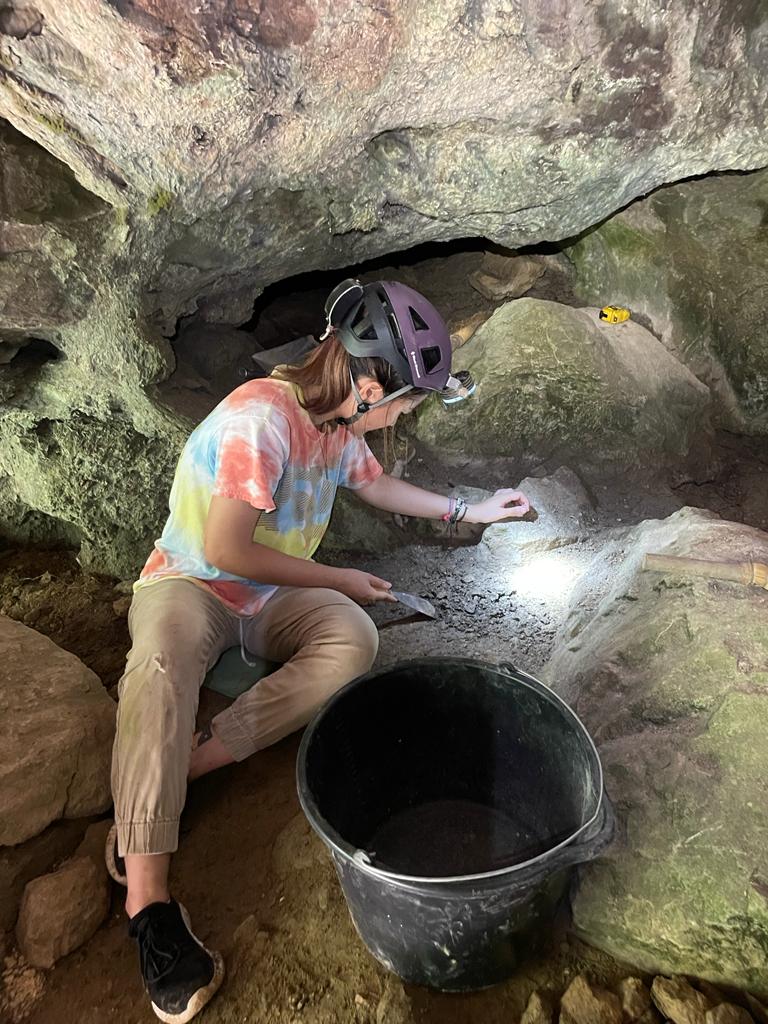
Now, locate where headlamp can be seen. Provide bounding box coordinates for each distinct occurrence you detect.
[440,370,476,407]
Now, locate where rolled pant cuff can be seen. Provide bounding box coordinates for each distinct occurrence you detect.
[117,818,179,857]
[213,707,257,762]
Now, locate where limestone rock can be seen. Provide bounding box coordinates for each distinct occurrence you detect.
[0,124,105,331]
[619,977,654,1021]
[651,977,713,1024]
[522,990,553,1024]
[559,974,622,1024]
[482,466,594,558]
[469,253,545,301]
[322,487,402,555]
[15,854,110,968]
[705,1005,757,1024]
[568,167,768,433]
[0,615,115,845]
[0,820,85,932]
[2,1,767,329]
[414,299,712,474]
[546,508,768,995]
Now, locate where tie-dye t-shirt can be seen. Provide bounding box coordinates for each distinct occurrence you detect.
[136,377,383,616]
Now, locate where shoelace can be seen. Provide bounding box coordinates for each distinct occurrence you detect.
[130,913,183,984]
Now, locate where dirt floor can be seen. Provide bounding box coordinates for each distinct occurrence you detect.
[2,431,768,1024]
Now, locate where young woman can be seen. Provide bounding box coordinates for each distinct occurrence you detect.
[109,279,530,1024]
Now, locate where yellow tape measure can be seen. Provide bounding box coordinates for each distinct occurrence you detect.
[598,305,631,323]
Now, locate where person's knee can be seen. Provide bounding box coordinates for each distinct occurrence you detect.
[336,602,379,675]
[117,649,194,714]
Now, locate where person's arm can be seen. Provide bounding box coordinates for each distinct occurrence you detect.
[355,474,530,524]
[204,495,395,603]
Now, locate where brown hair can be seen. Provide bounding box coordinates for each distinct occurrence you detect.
[274,330,408,420]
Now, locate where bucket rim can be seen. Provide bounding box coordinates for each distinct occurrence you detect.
[296,656,605,887]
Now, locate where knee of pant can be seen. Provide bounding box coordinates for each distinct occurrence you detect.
[337,603,379,675]
[118,650,189,705]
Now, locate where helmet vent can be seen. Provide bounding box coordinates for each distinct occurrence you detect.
[409,307,429,331]
[421,345,443,373]
[352,305,378,340]
[387,312,401,339]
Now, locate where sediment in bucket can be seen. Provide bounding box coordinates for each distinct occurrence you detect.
[297,658,613,992]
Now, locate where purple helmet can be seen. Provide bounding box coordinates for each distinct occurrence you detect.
[324,279,453,392]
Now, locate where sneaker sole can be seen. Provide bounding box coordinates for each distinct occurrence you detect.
[105,823,127,887]
[150,904,225,1024]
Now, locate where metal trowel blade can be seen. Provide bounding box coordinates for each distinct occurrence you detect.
[390,591,437,618]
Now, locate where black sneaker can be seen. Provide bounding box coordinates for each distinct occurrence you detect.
[129,899,224,1023]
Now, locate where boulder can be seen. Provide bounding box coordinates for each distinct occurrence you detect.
[481,466,594,558]
[413,299,712,474]
[0,819,86,931]
[568,167,768,433]
[546,508,768,996]
[15,852,110,968]
[469,253,546,301]
[0,615,115,845]
[0,411,183,578]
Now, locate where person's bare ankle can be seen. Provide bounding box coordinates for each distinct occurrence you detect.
[126,892,170,919]
[188,725,235,781]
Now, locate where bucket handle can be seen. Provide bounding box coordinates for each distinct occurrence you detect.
[550,789,616,871]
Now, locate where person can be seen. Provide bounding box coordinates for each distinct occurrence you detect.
[107,279,530,1024]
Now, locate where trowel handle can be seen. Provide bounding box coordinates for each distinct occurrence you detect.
[642,554,768,590]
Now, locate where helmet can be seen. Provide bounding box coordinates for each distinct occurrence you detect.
[324,279,452,391]
[323,278,476,424]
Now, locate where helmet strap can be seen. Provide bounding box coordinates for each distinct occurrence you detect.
[336,371,414,426]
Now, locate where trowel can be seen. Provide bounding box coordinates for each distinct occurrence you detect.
[390,590,437,619]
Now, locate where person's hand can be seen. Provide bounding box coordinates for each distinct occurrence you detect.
[333,568,397,605]
[466,489,531,524]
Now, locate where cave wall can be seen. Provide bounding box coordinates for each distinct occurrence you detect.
[566,167,768,434]
[0,1,767,573]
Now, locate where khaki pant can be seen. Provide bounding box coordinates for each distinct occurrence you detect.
[111,578,378,857]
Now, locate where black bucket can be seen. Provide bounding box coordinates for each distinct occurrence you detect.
[296,658,613,992]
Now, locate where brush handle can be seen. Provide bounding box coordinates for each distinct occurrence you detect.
[642,554,768,589]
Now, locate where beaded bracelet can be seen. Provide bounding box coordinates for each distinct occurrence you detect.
[441,496,456,523]
[442,496,467,526]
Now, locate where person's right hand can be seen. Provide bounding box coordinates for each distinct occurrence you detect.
[334,568,397,606]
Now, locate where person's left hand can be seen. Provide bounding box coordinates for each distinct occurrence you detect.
[465,489,531,524]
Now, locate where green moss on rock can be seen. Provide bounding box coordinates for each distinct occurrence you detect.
[413,298,710,471]
[568,168,768,432]
[546,508,768,995]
